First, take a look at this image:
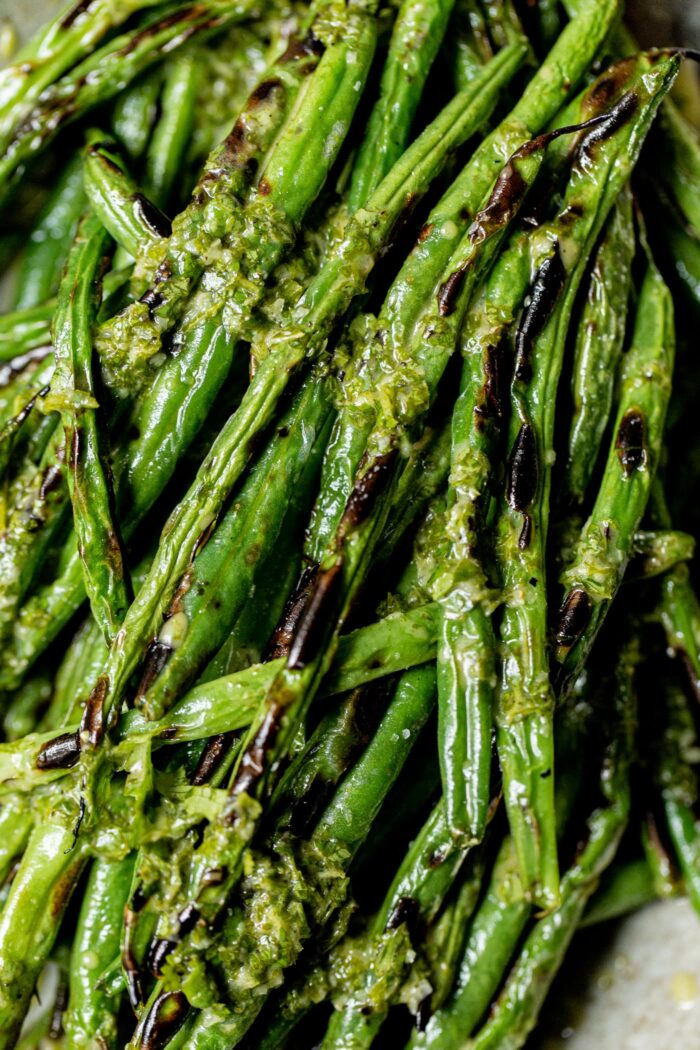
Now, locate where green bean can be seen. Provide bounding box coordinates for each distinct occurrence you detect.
[347,0,457,212]
[496,51,678,910]
[321,800,481,1048]
[0,303,53,362]
[0,0,163,154]
[44,211,131,645]
[111,67,162,163]
[628,528,695,580]
[144,52,200,210]
[0,822,88,1047]
[652,676,700,919]
[407,838,530,1049]
[64,853,136,1049]
[581,857,658,926]
[0,2,255,198]
[83,131,171,259]
[13,155,85,310]
[563,186,635,512]
[555,256,675,693]
[0,36,522,694]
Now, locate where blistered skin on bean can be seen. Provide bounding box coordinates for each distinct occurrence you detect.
[506,423,538,512]
[514,243,566,383]
[555,587,592,649]
[616,408,647,475]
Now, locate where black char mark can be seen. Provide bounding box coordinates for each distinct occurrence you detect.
[286,562,343,669]
[88,142,123,175]
[132,194,172,239]
[507,423,538,512]
[514,242,566,383]
[339,450,397,534]
[277,29,326,65]
[36,731,80,770]
[584,57,638,113]
[387,896,420,935]
[518,514,532,550]
[148,904,200,978]
[123,885,147,1010]
[80,674,109,746]
[119,7,214,60]
[134,640,173,706]
[265,563,319,661]
[438,158,528,317]
[147,937,175,980]
[230,701,285,800]
[577,91,639,161]
[59,0,93,28]
[474,338,506,430]
[190,732,236,786]
[616,409,646,475]
[247,77,283,108]
[137,991,189,1050]
[555,588,592,649]
[139,287,164,318]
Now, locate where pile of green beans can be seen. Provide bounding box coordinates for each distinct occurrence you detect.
[0,0,697,1046]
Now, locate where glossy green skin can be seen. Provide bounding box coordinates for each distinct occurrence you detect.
[0,0,379,684]
[496,53,679,911]
[0,303,54,361]
[421,858,487,1015]
[629,528,696,580]
[173,23,607,965]
[347,0,457,212]
[0,36,521,693]
[407,839,530,1049]
[98,0,327,373]
[133,668,437,1048]
[112,67,162,162]
[321,798,478,1049]
[0,425,71,660]
[308,0,615,558]
[48,212,130,645]
[0,603,441,794]
[0,0,162,155]
[304,43,528,558]
[144,52,200,209]
[378,0,620,350]
[13,155,85,311]
[654,101,700,238]
[64,853,136,1049]
[0,4,367,684]
[0,3,253,197]
[653,646,700,917]
[83,132,169,259]
[312,666,436,855]
[136,373,334,722]
[557,260,675,689]
[429,72,639,848]
[43,616,108,731]
[660,564,700,701]
[564,188,635,510]
[581,857,657,927]
[473,695,632,1050]
[661,207,700,314]
[2,669,52,741]
[81,0,381,742]
[417,642,636,1050]
[448,0,492,91]
[0,822,88,1048]
[0,804,33,886]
